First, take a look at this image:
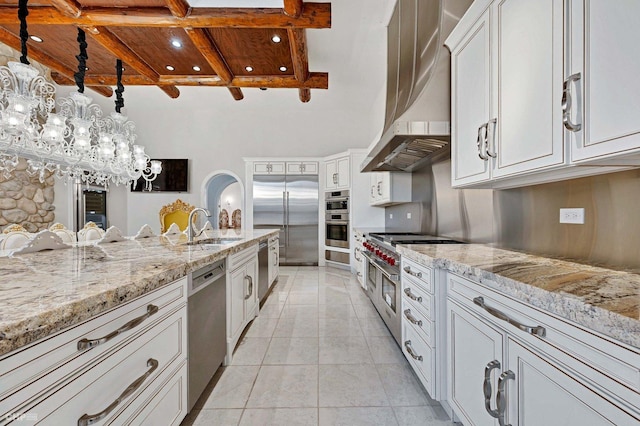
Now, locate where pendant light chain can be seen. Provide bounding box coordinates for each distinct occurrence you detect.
[115,59,125,113]
[18,0,30,65]
[74,29,88,93]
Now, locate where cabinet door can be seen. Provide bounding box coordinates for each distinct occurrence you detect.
[570,0,640,162]
[491,0,564,178]
[269,241,279,285]
[505,339,637,426]
[254,162,285,175]
[450,11,492,187]
[369,173,379,204]
[243,257,258,318]
[377,172,391,203]
[286,162,303,175]
[229,266,247,339]
[336,157,350,188]
[324,160,337,189]
[301,161,318,175]
[448,300,503,426]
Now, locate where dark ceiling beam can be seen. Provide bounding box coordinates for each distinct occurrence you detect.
[288,28,311,102]
[0,27,113,97]
[52,72,329,89]
[81,25,180,98]
[299,88,311,103]
[48,0,82,18]
[283,0,303,17]
[0,4,332,29]
[165,0,191,18]
[228,87,244,101]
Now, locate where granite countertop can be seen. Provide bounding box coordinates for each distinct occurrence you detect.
[0,228,279,357]
[396,244,640,350]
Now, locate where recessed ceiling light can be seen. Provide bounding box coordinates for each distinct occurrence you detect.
[85,67,89,71]
[271,35,281,43]
[193,66,201,72]
[245,66,254,72]
[30,35,43,43]
[279,66,287,72]
[166,65,175,71]
[171,40,182,48]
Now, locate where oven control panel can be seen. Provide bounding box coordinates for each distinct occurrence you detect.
[362,240,398,266]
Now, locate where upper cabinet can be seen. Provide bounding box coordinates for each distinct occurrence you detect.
[253,161,285,175]
[369,172,412,206]
[253,161,318,175]
[286,161,319,175]
[569,0,640,163]
[446,0,639,189]
[324,156,350,190]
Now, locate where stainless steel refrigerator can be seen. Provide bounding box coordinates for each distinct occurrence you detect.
[253,175,319,265]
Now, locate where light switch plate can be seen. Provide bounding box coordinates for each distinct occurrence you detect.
[389,213,393,219]
[407,212,412,219]
[560,208,585,224]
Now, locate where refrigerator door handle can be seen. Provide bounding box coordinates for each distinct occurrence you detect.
[285,191,290,247]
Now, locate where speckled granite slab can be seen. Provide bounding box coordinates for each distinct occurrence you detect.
[0,229,278,357]
[396,244,640,350]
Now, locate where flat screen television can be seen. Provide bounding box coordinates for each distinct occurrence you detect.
[131,159,189,192]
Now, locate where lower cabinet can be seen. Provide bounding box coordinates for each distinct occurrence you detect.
[446,272,639,426]
[226,244,259,364]
[268,236,279,286]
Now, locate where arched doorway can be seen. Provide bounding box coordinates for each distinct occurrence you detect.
[201,170,245,229]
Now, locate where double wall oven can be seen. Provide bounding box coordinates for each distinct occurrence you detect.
[325,191,350,264]
[361,233,465,345]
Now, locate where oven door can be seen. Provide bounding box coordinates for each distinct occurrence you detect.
[364,252,379,302]
[325,198,349,213]
[325,220,349,248]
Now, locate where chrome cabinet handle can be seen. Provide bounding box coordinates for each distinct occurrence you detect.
[377,182,382,195]
[483,360,501,419]
[273,252,278,266]
[473,297,545,337]
[497,370,515,426]
[403,266,422,278]
[403,309,422,327]
[300,163,305,172]
[332,173,338,184]
[244,276,253,299]
[404,340,423,361]
[485,118,497,158]
[78,358,158,426]
[403,288,422,303]
[356,272,362,277]
[562,73,582,132]
[77,305,159,351]
[477,123,489,160]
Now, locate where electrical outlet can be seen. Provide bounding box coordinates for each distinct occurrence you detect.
[389,213,393,219]
[559,208,585,224]
[407,212,412,219]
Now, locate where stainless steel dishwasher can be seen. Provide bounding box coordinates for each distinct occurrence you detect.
[188,259,226,412]
[258,240,269,305]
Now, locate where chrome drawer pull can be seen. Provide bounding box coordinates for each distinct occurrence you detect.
[244,276,254,300]
[483,360,501,419]
[403,288,422,303]
[403,340,423,361]
[497,370,515,426]
[77,305,159,351]
[78,358,158,426]
[403,266,422,278]
[403,309,422,327]
[473,297,545,337]
[562,73,582,132]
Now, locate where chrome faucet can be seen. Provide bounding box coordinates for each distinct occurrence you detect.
[187,208,211,243]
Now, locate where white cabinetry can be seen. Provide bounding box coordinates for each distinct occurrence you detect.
[446,272,640,426]
[368,172,412,206]
[286,161,318,175]
[0,278,188,425]
[324,156,350,190]
[226,244,258,363]
[569,0,640,164]
[268,236,279,285]
[253,161,286,175]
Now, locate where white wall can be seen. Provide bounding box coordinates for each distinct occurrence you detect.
[52,0,391,234]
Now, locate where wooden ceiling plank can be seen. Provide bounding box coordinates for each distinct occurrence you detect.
[165,0,190,18]
[228,87,244,101]
[184,28,233,83]
[160,85,180,98]
[283,0,303,17]
[49,0,82,18]
[298,88,311,103]
[0,4,332,29]
[287,28,309,82]
[0,27,113,97]
[57,72,329,89]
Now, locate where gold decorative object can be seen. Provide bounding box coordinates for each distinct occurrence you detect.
[2,224,27,234]
[49,223,67,231]
[159,199,195,233]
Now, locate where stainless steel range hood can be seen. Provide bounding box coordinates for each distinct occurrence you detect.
[361,0,472,173]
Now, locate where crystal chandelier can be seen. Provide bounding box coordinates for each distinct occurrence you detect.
[0,0,160,188]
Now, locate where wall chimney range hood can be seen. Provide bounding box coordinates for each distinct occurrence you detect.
[361,0,471,173]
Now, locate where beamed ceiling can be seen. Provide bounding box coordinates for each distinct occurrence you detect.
[0,0,331,102]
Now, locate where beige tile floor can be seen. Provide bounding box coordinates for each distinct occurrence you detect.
[181,266,457,426]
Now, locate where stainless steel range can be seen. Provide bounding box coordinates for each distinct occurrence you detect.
[361,232,465,345]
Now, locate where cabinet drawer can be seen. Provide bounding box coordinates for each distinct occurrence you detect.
[33,306,187,425]
[0,278,187,415]
[228,244,258,271]
[401,320,435,397]
[447,272,640,412]
[401,258,432,293]
[401,300,434,346]
[401,278,433,319]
